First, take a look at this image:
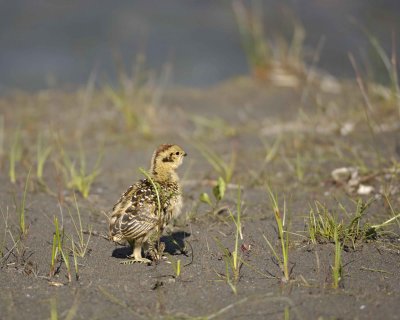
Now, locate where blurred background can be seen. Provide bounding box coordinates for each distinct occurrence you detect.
[1,0,399,93]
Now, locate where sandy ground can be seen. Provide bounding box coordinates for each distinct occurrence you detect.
[0,76,399,319]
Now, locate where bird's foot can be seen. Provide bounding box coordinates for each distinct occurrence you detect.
[120,256,151,265]
[148,242,165,263]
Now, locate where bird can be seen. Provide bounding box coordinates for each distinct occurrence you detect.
[109,144,187,264]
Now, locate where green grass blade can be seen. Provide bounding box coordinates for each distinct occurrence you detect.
[19,168,31,235]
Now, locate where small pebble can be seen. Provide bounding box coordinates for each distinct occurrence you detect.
[357,184,374,195]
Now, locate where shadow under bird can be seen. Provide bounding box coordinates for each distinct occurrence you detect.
[109,144,187,264]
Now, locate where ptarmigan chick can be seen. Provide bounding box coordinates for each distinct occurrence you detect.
[109,144,187,263]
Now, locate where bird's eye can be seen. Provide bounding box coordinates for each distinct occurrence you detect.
[175,152,180,155]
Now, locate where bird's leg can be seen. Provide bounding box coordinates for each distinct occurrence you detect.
[158,241,166,258]
[147,238,165,263]
[121,239,151,264]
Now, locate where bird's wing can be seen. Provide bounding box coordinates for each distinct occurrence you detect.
[110,179,162,240]
[119,203,159,240]
[112,179,161,214]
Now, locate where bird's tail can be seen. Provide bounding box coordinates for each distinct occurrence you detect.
[109,214,124,242]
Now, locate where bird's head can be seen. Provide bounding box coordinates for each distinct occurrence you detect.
[150,144,187,180]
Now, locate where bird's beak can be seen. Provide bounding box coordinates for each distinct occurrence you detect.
[183,152,188,157]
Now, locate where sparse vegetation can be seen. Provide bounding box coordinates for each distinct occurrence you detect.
[264,185,290,282]
[14,169,31,237]
[233,0,306,79]
[332,226,342,289]
[50,216,64,278]
[199,176,226,213]
[362,26,400,114]
[370,195,400,234]
[214,237,240,295]
[66,194,92,258]
[71,237,80,281]
[1,7,400,319]
[49,220,58,277]
[9,128,22,184]
[307,199,376,248]
[49,196,92,282]
[191,115,237,139]
[105,53,170,137]
[35,133,52,182]
[0,203,27,267]
[263,135,282,165]
[214,188,243,294]
[168,256,181,278]
[60,145,102,198]
[196,143,237,215]
[49,215,72,282]
[195,143,236,184]
[283,152,306,183]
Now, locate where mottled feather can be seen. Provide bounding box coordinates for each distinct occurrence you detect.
[109,144,186,263]
[110,179,160,241]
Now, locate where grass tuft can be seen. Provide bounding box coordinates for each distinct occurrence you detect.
[233,0,271,77]
[195,143,236,184]
[264,185,290,282]
[199,177,227,214]
[332,226,342,289]
[370,194,400,233]
[9,128,22,184]
[168,256,182,278]
[308,201,342,245]
[214,188,243,294]
[18,169,31,237]
[60,144,102,198]
[233,0,305,80]
[191,115,237,139]
[365,28,400,114]
[196,144,236,215]
[105,53,170,137]
[71,236,79,281]
[307,199,375,248]
[66,193,92,258]
[36,133,52,182]
[50,215,72,282]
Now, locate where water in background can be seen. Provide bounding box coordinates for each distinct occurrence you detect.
[1,0,399,92]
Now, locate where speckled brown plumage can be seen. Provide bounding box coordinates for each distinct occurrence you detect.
[109,144,186,263]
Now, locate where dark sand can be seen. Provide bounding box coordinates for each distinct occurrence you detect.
[1,76,399,319]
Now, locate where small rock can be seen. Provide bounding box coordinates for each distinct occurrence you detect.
[331,167,356,183]
[357,184,374,195]
[49,281,64,287]
[340,122,355,136]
